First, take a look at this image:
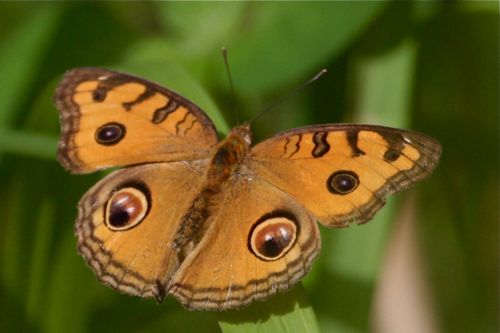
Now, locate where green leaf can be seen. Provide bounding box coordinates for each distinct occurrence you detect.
[0,5,62,128]
[353,38,417,126]
[157,2,245,58]
[218,285,320,333]
[414,7,499,332]
[227,2,386,95]
[0,130,57,160]
[26,199,56,323]
[43,234,91,333]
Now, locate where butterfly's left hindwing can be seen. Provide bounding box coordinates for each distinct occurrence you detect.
[250,124,442,227]
[55,68,219,173]
[168,176,320,310]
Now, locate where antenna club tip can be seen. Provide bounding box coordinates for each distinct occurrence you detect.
[221,46,228,54]
[310,68,328,82]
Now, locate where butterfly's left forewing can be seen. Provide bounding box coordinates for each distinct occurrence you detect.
[249,124,441,227]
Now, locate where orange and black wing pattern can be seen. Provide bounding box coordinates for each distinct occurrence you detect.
[55,68,219,173]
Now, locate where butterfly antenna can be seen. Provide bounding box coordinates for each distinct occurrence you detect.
[221,47,239,125]
[250,69,328,124]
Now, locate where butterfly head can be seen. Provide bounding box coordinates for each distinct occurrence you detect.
[227,123,252,146]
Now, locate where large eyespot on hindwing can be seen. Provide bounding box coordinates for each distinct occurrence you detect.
[95,122,126,146]
[104,183,151,231]
[248,211,298,261]
[327,170,359,195]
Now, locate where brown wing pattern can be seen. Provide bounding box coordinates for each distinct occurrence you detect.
[250,124,442,227]
[55,68,219,173]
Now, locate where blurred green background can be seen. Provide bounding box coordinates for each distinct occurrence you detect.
[0,2,497,333]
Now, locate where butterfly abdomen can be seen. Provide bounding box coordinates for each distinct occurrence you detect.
[172,187,214,262]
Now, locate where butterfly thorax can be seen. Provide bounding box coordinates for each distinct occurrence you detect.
[206,123,252,187]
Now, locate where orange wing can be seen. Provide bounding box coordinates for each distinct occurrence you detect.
[168,176,320,310]
[76,161,207,300]
[250,124,442,227]
[55,68,219,173]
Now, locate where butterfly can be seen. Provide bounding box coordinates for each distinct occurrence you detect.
[54,67,441,311]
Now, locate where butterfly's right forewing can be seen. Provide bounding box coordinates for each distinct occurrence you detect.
[55,68,219,173]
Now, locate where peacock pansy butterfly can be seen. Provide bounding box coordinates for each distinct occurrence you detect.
[55,67,441,310]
